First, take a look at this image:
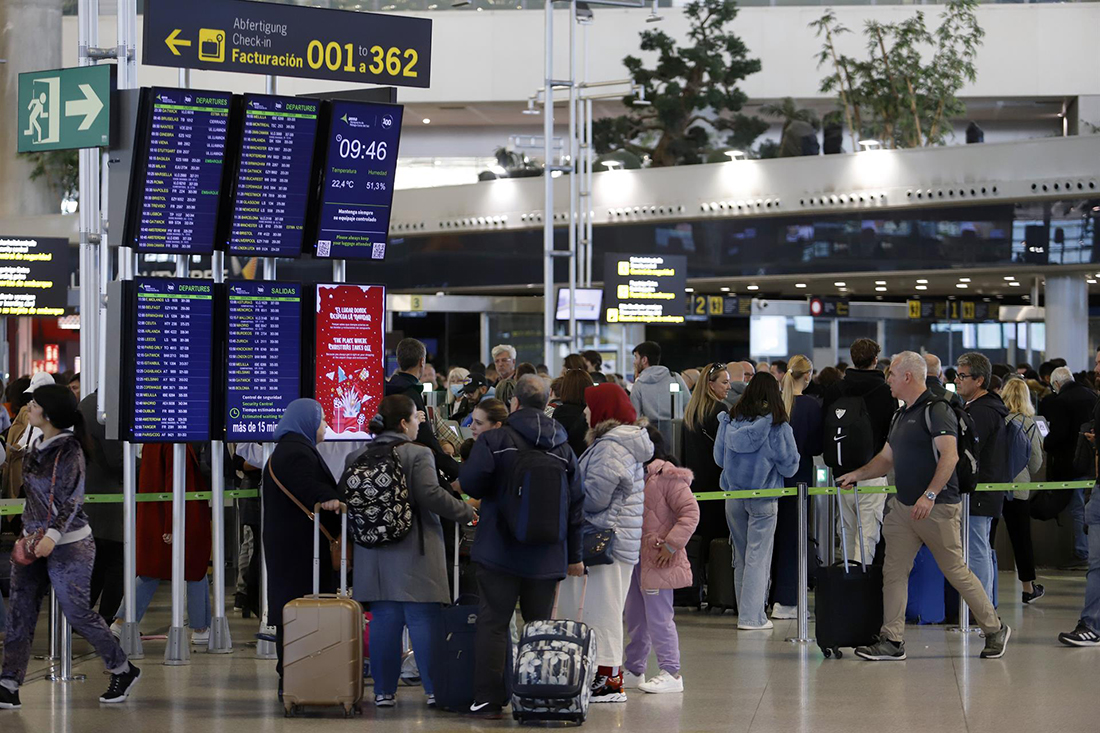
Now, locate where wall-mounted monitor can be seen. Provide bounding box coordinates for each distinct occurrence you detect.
[555,287,603,321]
[123,87,232,254]
[310,100,403,261]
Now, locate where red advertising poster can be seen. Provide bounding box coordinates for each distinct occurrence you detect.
[314,284,386,441]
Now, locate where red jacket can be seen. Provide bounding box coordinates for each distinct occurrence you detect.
[136,444,211,581]
[639,460,700,591]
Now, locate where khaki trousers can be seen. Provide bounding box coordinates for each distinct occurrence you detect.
[880,497,1000,642]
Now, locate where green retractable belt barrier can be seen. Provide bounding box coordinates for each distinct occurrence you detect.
[0,489,261,516]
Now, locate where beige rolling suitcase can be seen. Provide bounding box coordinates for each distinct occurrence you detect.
[282,503,364,717]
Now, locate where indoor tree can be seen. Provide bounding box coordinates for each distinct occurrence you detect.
[593,0,767,166]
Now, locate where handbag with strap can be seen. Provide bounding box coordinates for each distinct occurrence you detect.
[13,452,62,566]
[582,523,616,567]
[268,463,344,572]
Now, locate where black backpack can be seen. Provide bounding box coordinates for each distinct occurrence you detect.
[342,441,417,548]
[923,398,981,494]
[500,427,570,545]
[823,393,876,474]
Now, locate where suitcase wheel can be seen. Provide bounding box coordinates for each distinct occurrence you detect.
[833,648,843,659]
[822,647,832,659]
[284,704,297,718]
[343,704,354,718]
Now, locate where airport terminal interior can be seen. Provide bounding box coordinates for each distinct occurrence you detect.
[2,0,1100,730]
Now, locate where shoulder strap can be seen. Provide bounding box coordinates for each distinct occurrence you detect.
[268,462,336,545]
[504,425,532,451]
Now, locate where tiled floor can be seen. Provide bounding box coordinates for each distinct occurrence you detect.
[2,571,1097,732]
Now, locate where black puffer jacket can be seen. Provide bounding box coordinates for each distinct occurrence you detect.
[551,401,589,459]
[966,391,1009,518]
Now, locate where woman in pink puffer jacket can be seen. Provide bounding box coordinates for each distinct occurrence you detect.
[622,431,700,695]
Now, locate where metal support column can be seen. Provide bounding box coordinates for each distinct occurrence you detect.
[256,443,277,659]
[541,0,555,368]
[786,483,814,645]
[120,441,142,658]
[164,237,190,665]
[208,250,231,653]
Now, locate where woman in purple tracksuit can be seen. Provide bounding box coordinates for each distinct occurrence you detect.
[0,385,140,710]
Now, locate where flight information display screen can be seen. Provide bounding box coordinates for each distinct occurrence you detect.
[226,281,303,441]
[131,87,231,254]
[314,284,385,441]
[130,277,214,442]
[313,101,403,260]
[227,95,320,257]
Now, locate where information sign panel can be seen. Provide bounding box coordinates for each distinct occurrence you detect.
[314,284,385,441]
[0,237,69,316]
[603,253,687,324]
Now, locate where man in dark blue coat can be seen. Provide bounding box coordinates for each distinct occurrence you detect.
[460,375,585,717]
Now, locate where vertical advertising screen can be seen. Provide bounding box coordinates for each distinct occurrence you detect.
[313,101,403,260]
[226,281,303,441]
[129,87,231,254]
[130,277,214,441]
[227,95,320,257]
[314,284,385,441]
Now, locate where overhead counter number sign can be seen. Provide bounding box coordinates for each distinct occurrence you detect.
[143,0,432,88]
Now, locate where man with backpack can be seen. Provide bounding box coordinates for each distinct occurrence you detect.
[956,353,1011,602]
[459,375,586,718]
[822,339,897,564]
[386,338,462,483]
[837,351,1009,662]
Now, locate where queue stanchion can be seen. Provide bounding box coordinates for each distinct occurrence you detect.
[951,493,976,634]
[38,590,61,661]
[256,443,278,660]
[120,441,143,659]
[209,439,233,653]
[786,482,814,645]
[164,442,190,665]
[47,615,86,683]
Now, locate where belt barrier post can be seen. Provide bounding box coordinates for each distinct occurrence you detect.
[256,443,278,660]
[39,590,61,661]
[164,442,190,665]
[951,494,975,634]
[120,441,143,658]
[209,437,232,653]
[786,482,814,645]
[47,615,86,682]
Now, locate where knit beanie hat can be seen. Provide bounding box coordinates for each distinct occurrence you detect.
[584,383,636,427]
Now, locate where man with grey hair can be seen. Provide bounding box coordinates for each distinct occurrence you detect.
[460,374,585,717]
[838,351,1010,661]
[492,344,518,408]
[925,353,962,407]
[1039,364,1097,567]
[722,361,754,410]
[956,352,1010,602]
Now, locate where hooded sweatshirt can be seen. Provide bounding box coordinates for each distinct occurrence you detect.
[630,365,687,421]
[822,368,898,455]
[713,412,800,493]
[965,390,1010,518]
[460,407,585,580]
[578,422,654,565]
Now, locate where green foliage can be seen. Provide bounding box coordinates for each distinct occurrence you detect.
[760,97,820,132]
[22,150,79,201]
[811,0,984,149]
[594,0,766,167]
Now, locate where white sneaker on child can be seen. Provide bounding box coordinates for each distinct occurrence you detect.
[639,670,684,694]
[622,670,645,689]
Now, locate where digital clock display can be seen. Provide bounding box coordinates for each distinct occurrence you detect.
[312,100,403,261]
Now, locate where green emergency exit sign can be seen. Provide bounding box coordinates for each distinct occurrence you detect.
[17,65,115,152]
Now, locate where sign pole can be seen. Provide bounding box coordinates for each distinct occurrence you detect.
[208,245,232,654]
[256,440,278,660]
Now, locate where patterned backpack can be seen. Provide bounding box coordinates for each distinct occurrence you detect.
[341,441,417,549]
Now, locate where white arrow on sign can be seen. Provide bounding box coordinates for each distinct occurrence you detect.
[64,83,104,131]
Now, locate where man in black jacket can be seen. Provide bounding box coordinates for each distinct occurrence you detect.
[822,338,898,564]
[1041,366,1097,566]
[956,352,1009,602]
[386,338,461,482]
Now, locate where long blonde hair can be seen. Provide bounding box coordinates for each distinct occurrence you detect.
[1001,377,1035,417]
[780,354,813,417]
[684,362,728,432]
[446,367,470,405]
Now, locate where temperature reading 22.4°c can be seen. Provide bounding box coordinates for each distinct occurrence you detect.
[337,135,389,161]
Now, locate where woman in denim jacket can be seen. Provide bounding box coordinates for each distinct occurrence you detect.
[713,373,799,630]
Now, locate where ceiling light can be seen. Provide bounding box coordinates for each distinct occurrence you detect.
[956,283,969,289]
[747,285,760,291]
[958,277,971,283]
[875,280,886,285]
[858,140,882,151]
[1003,276,1016,281]
[685,287,694,293]
[795,283,807,289]
[834,281,846,287]
[1009,281,1022,287]
[720,287,731,292]
[838,287,848,292]
[490,164,507,176]
[875,286,887,292]
[916,279,929,284]
[724,150,746,161]
[602,160,623,171]
[915,285,928,291]
[1089,280,1098,285]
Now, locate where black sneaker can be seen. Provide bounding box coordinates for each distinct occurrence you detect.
[1022,584,1046,605]
[0,685,21,710]
[1060,557,1089,571]
[980,622,1011,659]
[468,701,504,719]
[99,663,141,704]
[1059,622,1100,647]
[855,635,906,661]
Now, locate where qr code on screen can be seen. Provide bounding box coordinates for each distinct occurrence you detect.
[317,240,332,257]
[372,243,386,259]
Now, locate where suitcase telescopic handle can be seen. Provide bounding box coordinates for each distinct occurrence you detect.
[313,502,349,597]
[552,573,588,621]
[836,485,869,574]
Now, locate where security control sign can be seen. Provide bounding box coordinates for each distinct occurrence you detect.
[0,237,69,316]
[17,66,114,152]
[143,0,432,88]
[603,253,687,325]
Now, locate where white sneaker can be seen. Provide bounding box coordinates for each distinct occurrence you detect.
[110,621,123,640]
[638,670,683,694]
[622,670,645,689]
[772,604,797,620]
[737,620,774,630]
[191,629,210,646]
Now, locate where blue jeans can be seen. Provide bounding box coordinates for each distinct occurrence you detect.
[1069,488,1089,560]
[116,574,211,630]
[725,497,778,627]
[370,601,441,697]
[967,516,995,604]
[1080,492,1100,632]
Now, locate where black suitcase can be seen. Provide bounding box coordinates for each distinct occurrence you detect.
[706,538,737,613]
[673,534,705,608]
[814,485,883,658]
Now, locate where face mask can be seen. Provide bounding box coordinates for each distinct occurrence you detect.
[450,384,463,397]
